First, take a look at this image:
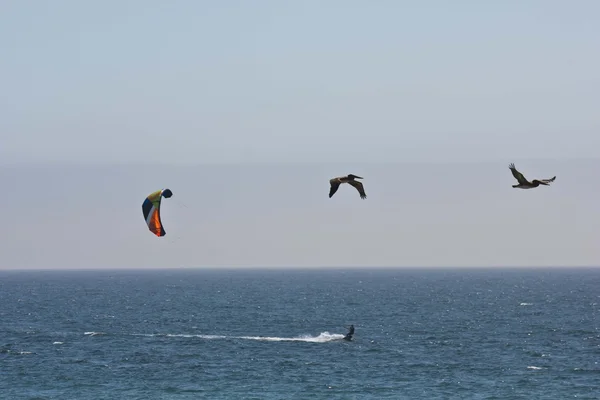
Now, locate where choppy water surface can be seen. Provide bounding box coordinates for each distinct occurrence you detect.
[1,268,598,399]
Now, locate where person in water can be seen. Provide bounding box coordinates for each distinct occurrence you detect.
[344,324,354,340]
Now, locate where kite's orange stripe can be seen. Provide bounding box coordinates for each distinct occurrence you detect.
[151,209,162,235]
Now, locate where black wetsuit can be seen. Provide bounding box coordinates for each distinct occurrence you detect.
[344,325,354,340]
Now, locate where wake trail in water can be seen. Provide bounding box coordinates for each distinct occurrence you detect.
[132,331,346,343]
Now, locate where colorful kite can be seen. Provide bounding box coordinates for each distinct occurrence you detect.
[142,188,173,237]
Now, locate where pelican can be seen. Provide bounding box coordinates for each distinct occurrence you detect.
[329,174,367,199]
[509,163,556,189]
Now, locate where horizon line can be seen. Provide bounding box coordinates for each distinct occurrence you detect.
[1,265,599,272]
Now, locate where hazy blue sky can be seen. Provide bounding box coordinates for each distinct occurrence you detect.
[1,1,598,268]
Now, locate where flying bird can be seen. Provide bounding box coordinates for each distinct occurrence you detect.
[329,174,367,199]
[508,163,556,189]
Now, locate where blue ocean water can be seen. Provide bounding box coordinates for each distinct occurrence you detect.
[1,268,598,399]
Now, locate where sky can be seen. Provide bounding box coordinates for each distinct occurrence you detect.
[1,1,599,268]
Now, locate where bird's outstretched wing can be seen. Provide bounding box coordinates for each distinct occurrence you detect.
[329,179,341,198]
[538,176,556,184]
[348,180,367,199]
[509,163,529,185]
[533,176,556,186]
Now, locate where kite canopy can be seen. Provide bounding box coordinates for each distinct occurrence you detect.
[142,188,172,237]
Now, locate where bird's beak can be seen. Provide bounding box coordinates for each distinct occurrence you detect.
[354,175,363,179]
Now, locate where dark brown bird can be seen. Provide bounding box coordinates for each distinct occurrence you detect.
[509,163,556,189]
[329,174,367,199]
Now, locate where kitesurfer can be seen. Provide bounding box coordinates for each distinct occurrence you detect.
[343,324,354,341]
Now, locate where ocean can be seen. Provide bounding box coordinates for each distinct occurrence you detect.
[1,268,598,399]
